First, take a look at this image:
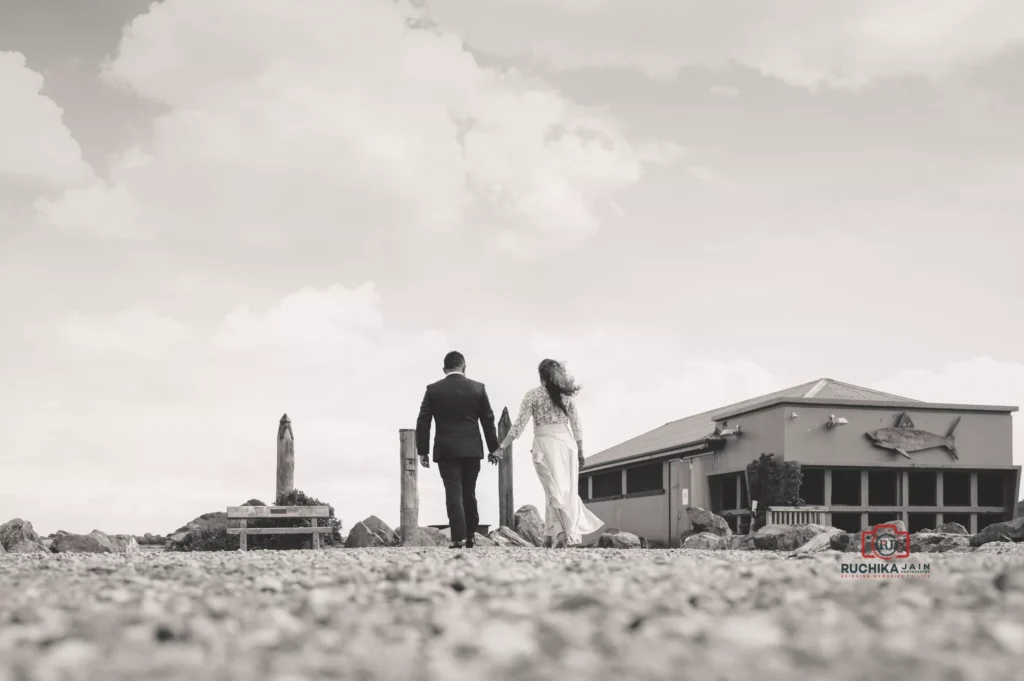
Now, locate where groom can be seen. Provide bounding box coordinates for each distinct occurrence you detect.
[415,351,499,548]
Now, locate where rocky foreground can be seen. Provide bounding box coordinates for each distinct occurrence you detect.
[3,546,1024,681]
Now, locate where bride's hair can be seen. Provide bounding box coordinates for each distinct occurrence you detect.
[538,359,580,415]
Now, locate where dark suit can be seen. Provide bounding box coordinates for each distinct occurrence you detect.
[415,373,499,544]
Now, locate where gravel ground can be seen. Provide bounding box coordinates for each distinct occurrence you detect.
[3,547,1024,681]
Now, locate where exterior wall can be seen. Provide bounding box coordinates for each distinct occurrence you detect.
[782,405,1013,468]
[710,406,787,472]
[582,492,670,545]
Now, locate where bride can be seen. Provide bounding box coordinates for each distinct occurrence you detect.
[488,359,604,548]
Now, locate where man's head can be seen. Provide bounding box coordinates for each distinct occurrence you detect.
[443,351,466,374]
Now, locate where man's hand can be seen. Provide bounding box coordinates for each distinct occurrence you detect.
[487,449,503,465]
[419,454,430,469]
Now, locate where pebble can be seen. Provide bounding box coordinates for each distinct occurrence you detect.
[1,547,1024,680]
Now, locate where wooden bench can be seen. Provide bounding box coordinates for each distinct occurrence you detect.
[226,505,332,551]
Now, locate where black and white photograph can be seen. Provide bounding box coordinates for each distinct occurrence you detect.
[1,1,1023,679]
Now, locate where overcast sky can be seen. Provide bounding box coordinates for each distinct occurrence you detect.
[1,0,1022,537]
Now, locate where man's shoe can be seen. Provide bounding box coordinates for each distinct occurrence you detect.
[449,539,466,549]
[465,538,475,549]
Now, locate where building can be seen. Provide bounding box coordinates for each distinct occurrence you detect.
[579,378,1020,546]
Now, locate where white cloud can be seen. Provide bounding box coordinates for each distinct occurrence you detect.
[426,0,1024,88]
[61,306,192,359]
[36,0,673,248]
[0,51,92,186]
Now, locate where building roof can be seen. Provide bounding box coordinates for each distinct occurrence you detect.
[583,378,919,470]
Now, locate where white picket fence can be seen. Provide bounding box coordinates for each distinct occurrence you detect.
[765,506,828,525]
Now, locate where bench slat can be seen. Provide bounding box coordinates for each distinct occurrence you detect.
[227,527,333,535]
[227,505,330,519]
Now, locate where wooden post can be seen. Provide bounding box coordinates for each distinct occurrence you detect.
[399,429,418,541]
[276,414,295,502]
[498,407,514,528]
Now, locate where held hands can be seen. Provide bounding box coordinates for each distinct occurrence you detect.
[487,448,503,465]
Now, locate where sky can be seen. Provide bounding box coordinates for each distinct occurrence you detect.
[1,0,1022,537]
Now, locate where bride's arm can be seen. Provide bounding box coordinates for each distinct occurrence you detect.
[496,391,534,451]
[568,397,584,459]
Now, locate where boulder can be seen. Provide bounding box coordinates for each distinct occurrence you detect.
[831,520,909,554]
[978,542,1024,555]
[361,516,399,545]
[50,530,113,554]
[401,527,449,547]
[682,532,727,550]
[793,527,843,553]
[935,522,968,535]
[970,517,1024,547]
[911,533,970,553]
[0,541,4,553]
[345,517,398,548]
[596,530,642,549]
[0,518,50,555]
[513,505,545,547]
[111,534,142,555]
[473,532,497,547]
[685,507,732,537]
[487,526,533,547]
[753,524,833,552]
[729,535,758,550]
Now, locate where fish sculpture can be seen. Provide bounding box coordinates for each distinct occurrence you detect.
[865,412,960,460]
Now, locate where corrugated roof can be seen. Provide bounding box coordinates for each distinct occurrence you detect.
[584,378,918,469]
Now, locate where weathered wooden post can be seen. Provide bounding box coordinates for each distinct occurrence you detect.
[498,407,514,528]
[277,413,295,502]
[399,429,418,541]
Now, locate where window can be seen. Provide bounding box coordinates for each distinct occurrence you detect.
[578,475,589,500]
[591,470,622,499]
[626,462,663,494]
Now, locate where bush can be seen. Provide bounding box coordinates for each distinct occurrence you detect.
[746,453,803,530]
[167,490,343,552]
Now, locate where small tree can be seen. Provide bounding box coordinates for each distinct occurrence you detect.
[746,453,804,530]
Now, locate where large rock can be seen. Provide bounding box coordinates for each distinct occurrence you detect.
[683,532,727,550]
[0,518,50,555]
[970,517,1024,547]
[50,530,113,554]
[487,526,533,547]
[473,533,497,547]
[935,522,968,535]
[793,527,843,553]
[597,530,642,549]
[345,516,398,548]
[831,520,909,554]
[753,524,833,552]
[401,527,449,547]
[911,532,970,553]
[87,531,141,555]
[685,507,732,537]
[174,511,230,535]
[513,505,545,547]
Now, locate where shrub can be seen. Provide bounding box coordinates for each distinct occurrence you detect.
[745,453,803,530]
[167,490,342,552]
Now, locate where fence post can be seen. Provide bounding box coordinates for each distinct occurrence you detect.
[497,407,514,528]
[276,414,295,502]
[399,429,418,541]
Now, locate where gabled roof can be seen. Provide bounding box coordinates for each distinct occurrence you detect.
[583,378,918,470]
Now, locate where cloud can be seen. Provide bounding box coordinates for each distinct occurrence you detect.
[35,0,673,248]
[0,51,92,187]
[61,305,192,359]
[425,0,1024,88]
[2,281,792,536]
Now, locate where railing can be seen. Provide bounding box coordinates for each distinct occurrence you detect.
[765,506,828,525]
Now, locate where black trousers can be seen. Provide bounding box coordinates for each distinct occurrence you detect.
[437,458,481,544]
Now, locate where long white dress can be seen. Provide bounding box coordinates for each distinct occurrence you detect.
[500,387,604,544]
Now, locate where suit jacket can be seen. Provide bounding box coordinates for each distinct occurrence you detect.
[416,374,500,462]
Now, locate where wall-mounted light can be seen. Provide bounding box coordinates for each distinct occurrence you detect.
[790,412,799,420]
[826,414,849,429]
